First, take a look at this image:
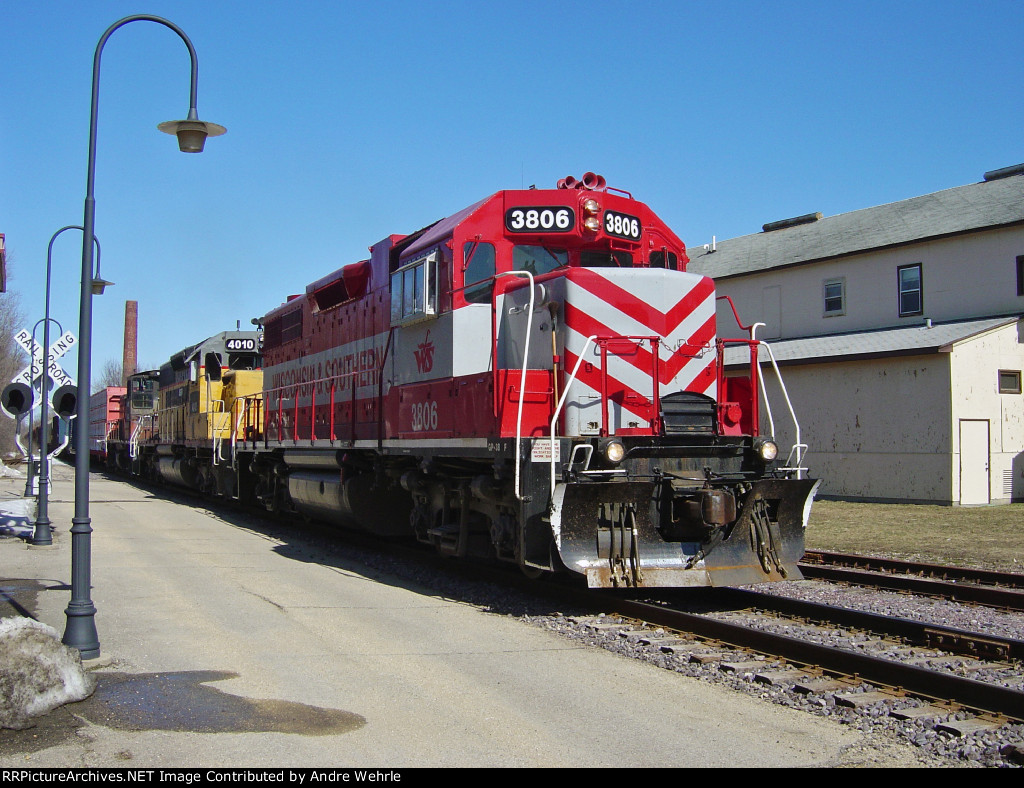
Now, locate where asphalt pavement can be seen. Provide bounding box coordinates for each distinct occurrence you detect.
[0,460,933,768]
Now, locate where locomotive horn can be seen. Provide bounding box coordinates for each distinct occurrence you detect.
[557,179,566,189]
[582,172,600,189]
[562,175,578,189]
[594,173,607,190]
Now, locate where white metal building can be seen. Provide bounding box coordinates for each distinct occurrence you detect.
[689,165,1024,504]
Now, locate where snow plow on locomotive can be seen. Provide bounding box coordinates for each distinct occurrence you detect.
[225,173,819,588]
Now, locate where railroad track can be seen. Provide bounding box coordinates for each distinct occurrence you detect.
[799,550,1024,610]
[579,587,1024,737]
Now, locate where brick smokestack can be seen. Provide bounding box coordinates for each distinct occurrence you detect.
[122,300,138,387]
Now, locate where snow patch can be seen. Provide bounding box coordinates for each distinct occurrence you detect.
[0,618,97,729]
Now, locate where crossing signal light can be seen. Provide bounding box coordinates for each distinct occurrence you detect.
[1,382,33,418]
[51,384,78,421]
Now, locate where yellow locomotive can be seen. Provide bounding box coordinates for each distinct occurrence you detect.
[134,331,262,497]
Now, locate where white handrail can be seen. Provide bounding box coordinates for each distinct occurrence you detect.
[231,398,247,470]
[209,398,228,465]
[549,335,598,493]
[129,415,151,459]
[494,271,536,502]
[749,328,806,480]
[749,323,776,438]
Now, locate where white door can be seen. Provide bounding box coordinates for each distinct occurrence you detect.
[959,419,990,505]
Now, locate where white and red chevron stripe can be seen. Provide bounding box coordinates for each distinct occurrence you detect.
[561,268,717,433]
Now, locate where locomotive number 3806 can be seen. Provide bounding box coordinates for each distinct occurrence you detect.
[410,400,439,431]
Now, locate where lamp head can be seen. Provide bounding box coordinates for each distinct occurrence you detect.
[91,277,114,296]
[157,117,227,153]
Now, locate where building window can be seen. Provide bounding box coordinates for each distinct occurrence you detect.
[898,264,922,316]
[1016,256,1024,296]
[999,370,1022,394]
[823,278,845,316]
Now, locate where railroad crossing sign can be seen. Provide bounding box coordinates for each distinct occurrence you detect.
[11,327,77,390]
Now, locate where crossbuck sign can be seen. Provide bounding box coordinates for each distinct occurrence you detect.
[11,328,77,390]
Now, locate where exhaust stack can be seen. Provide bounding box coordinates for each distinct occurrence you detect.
[122,300,138,387]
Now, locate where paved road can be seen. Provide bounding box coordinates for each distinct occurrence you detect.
[0,462,933,768]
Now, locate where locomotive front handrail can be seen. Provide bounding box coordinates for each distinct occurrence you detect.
[752,336,806,479]
[717,330,807,479]
[129,415,153,459]
[209,398,229,464]
[493,270,536,502]
[230,397,247,469]
[549,334,598,494]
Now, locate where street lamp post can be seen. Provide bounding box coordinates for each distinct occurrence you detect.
[33,227,101,547]
[30,316,62,544]
[64,14,225,658]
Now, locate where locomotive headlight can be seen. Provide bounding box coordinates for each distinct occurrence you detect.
[602,439,626,464]
[583,198,601,214]
[753,438,779,463]
[582,198,602,233]
[584,215,601,232]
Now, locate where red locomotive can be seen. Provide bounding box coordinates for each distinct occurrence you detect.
[229,173,819,588]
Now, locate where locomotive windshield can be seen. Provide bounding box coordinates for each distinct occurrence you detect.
[580,250,634,268]
[228,352,261,370]
[513,245,568,276]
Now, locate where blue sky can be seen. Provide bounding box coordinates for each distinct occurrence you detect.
[2,0,1021,376]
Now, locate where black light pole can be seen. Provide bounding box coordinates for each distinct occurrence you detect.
[33,227,101,547]
[30,315,62,544]
[64,14,225,658]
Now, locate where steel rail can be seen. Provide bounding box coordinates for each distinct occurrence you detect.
[798,558,1024,611]
[802,550,1024,588]
[716,587,1024,661]
[606,595,1024,722]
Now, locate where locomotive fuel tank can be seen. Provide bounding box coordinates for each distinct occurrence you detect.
[283,451,412,536]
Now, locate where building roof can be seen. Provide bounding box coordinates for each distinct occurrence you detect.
[722,315,1020,368]
[689,171,1024,280]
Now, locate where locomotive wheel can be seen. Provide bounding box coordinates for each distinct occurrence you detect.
[518,562,544,580]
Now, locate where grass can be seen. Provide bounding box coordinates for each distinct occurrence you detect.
[806,499,1024,573]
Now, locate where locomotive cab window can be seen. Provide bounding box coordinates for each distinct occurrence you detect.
[463,242,495,304]
[391,251,438,324]
[228,352,261,370]
[130,392,154,410]
[513,245,567,276]
[648,250,678,269]
[581,250,633,268]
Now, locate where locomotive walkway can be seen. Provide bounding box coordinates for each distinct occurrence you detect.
[1,461,932,768]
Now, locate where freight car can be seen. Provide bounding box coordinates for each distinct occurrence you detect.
[88,386,125,463]
[112,173,818,589]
